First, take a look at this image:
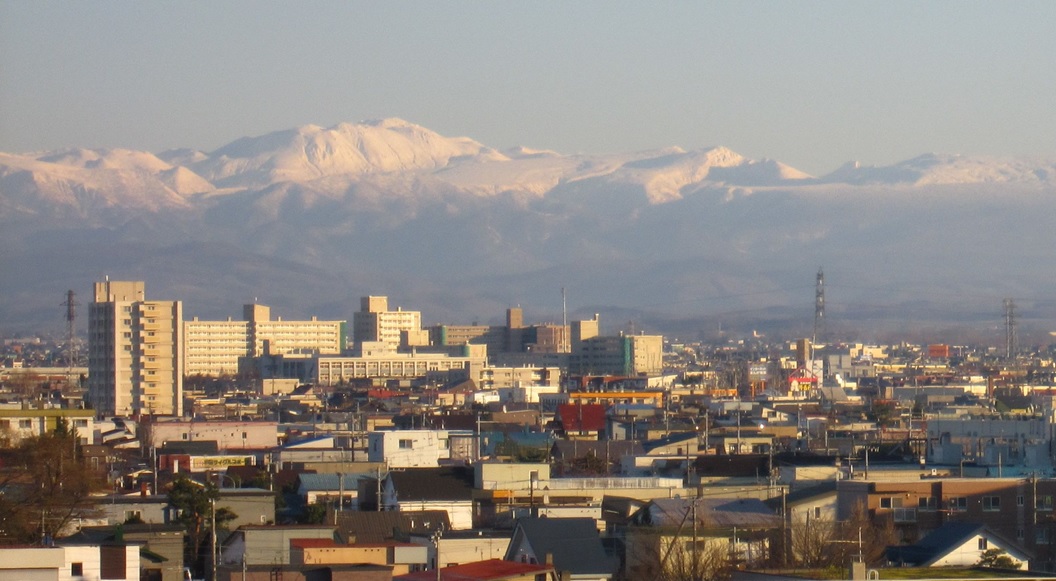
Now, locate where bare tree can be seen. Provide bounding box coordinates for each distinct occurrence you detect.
[623,528,732,581]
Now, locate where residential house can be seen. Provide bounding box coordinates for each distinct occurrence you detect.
[395,559,555,581]
[886,522,1029,569]
[64,524,185,581]
[407,529,512,569]
[0,543,140,581]
[505,517,618,581]
[384,467,477,530]
[290,538,428,576]
[622,497,782,579]
[220,524,338,567]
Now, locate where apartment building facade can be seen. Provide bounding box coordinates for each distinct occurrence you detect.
[88,280,182,417]
[839,476,1056,570]
[353,296,422,350]
[184,303,346,376]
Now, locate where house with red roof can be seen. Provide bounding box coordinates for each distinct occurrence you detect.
[556,403,607,440]
[394,558,555,581]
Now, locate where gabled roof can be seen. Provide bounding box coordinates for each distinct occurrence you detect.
[336,510,449,543]
[763,481,838,511]
[634,498,782,530]
[885,522,1028,566]
[641,431,697,453]
[507,517,617,576]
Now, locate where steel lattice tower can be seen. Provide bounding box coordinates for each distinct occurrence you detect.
[1004,298,1017,360]
[813,268,825,346]
[63,289,79,386]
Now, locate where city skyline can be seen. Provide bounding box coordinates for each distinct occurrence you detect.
[2,2,1055,175]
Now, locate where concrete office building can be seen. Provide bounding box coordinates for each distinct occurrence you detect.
[88,280,183,417]
[315,344,488,386]
[184,304,346,376]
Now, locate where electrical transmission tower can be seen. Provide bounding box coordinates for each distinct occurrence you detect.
[1004,298,1017,360]
[62,289,79,387]
[813,268,825,346]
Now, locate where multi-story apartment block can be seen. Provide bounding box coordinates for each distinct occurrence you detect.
[353,296,422,350]
[184,304,346,376]
[88,280,182,417]
[428,307,571,357]
[570,333,663,376]
[838,477,1056,569]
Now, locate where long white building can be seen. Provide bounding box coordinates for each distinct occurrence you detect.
[184,303,346,376]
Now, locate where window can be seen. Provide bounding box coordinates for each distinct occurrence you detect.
[978,538,988,550]
[813,506,822,519]
[1038,528,1051,544]
[72,563,83,576]
[1018,528,1025,541]
[19,420,31,429]
[918,496,937,509]
[949,497,968,511]
[1018,495,1025,507]
[399,439,413,449]
[880,497,901,509]
[893,508,917,523]
[983,496,1001,511]
[1042,496,1054,511]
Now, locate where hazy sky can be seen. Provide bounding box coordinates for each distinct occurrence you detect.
[2,2,1054,175]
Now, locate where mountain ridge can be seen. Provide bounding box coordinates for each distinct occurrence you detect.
[4,119,1056,341]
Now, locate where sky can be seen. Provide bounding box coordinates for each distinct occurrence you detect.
[2,2,1055,176]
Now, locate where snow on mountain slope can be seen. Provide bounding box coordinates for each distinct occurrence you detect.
[823,154,1056,186]
[192,118,508,187]
[0,152,195,216]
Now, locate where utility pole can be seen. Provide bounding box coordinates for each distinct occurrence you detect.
[433,524,444,581]
[335,473,343,525]
[376,465,383,511]
[211,497,217,581]
[691,501,699,578]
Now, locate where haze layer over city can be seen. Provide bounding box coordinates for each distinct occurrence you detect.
[3,2,1056,345]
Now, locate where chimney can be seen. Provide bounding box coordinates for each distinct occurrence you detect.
[140,481,148,497]
[545,552,553,565]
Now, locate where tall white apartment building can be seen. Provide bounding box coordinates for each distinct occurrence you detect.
[184,304,346,376]
[352,296,421,350]
[88,280,183,417]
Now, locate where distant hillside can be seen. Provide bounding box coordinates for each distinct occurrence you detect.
[3,119,1056,344]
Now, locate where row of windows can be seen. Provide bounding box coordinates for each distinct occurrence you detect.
[880,494,1056,512]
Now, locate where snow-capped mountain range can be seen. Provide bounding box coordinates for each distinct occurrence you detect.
[3,118,1056,340]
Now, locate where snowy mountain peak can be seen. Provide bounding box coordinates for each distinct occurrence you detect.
[194,119,500,187]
